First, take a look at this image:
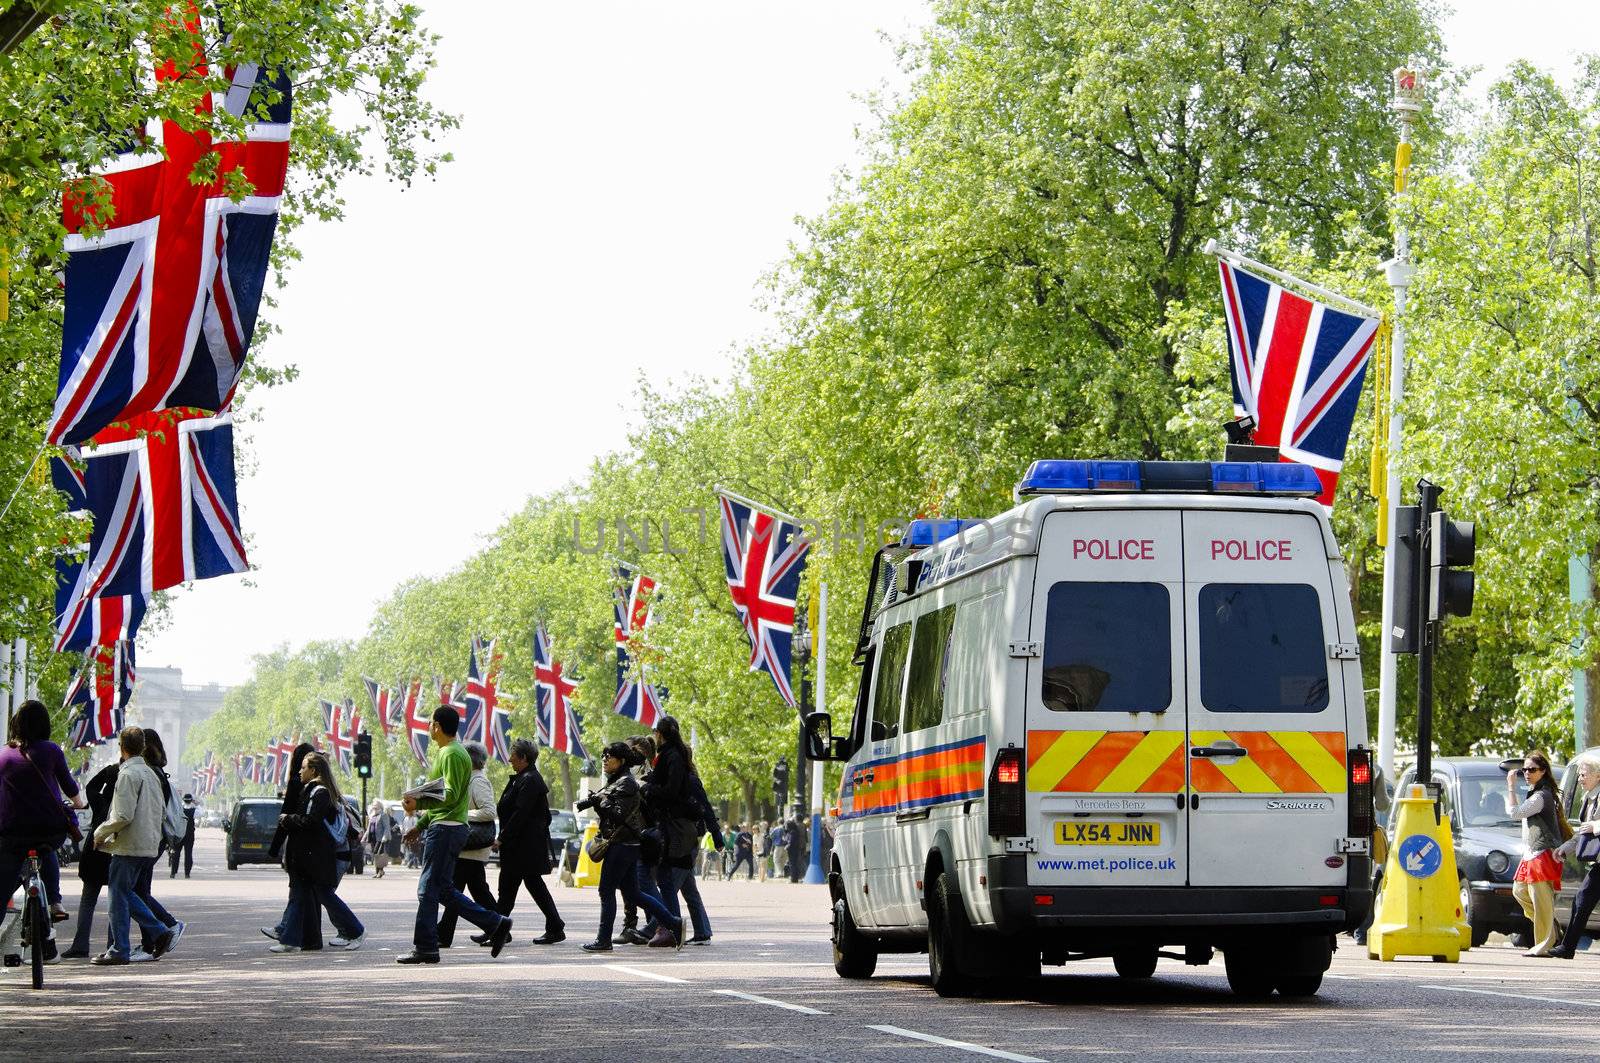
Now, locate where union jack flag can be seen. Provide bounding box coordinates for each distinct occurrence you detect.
[362,676,397,736]
[47,9,291,447]
[67,409,247,607]
[401,679,431,767]
[51,452,88,512]
[321,700,353,772]
[52,548,145,653]
[280,737,299,786]
[533,623,585,760]
[463,637,510,763]
[717,494,811,708]
[611,564,666,728]
[1217,259,1380,507]
[64,640,135,749]
[193,753,220,796]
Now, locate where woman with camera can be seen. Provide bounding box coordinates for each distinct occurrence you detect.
[576,741,682,952]
[1507,751,1566,957]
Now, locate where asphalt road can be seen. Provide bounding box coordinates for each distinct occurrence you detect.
[7,830,1600,1061]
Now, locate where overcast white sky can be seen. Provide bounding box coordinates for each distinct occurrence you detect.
[138,0,1600,687]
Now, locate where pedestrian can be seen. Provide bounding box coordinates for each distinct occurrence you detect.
[1508,750,1565,957]
[0,699,84,930]
[576,741,683,953]
[260,742,317,947]
[758,819,773,882]
[730,823,755,879]
[615,735,658,945]
[63,757,120,958]
[787,816,807,883]
[269,752,364,953]
[91,726,182,965]
[168,794,196,878]
[395,706,512,965]
[367,800,392,878]
[1550,753,1600,959]
[490,738,565,944]
[135,728,182,952]
[401,809,421,867]
[438,741,499,949]
[646,717,715,945]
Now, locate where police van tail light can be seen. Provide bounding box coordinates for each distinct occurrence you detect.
[988,747,1026,837]
[1348,748,1374,838]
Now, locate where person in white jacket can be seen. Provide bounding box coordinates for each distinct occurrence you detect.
[439,741,498,948]
[91,727,182,965]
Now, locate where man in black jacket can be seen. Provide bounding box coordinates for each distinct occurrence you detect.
[489,739,565,944]
[169,794,196,878]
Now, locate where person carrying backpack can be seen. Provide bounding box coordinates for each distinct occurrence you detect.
[269,753,364,953]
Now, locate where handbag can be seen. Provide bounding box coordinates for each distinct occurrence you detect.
[20,745,81,844]
[585,833,610,862]
[464,819,496,851]
[1576,831,1600,862]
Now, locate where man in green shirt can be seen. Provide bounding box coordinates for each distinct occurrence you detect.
[396,706,511,964]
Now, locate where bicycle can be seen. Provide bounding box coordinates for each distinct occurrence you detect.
[16,849,49,989]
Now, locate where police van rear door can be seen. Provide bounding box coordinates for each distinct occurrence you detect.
[1025,509,1188,888]
[1181,508,1348,888]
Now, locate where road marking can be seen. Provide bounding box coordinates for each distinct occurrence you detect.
[869,1025,1046,1062]
[1421,985,1600,1008]
[606,963,690,984]
[714,988,828,1015]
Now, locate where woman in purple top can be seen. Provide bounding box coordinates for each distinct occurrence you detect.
[0,700,85,920]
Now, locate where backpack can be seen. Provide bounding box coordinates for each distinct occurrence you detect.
[321,789,351,853]
[160,776,185,847]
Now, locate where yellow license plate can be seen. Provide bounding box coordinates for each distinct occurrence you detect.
[240,843,262,849]
[1055,820,1161,846]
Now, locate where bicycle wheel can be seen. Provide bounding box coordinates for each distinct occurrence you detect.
[26,891,46,989]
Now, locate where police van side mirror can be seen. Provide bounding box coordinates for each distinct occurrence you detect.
[803,712,853,762]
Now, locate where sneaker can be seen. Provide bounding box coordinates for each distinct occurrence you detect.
[330,934,364,951]
[395,951,440,965]
[148,925,179,960]
[129,948,157,963]
[619,928,649,946]
[532,928,566,945]
[60,948,90,960]
[647,927,676,948]
[90,951,129,966]
[164,921,186,956]
[469,931,491,946]
[268,943,301,954]
[580,941,613,953]
[688,934,712,945]
[260,926,280,941]
[489,918,513,958]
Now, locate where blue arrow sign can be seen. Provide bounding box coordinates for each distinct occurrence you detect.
[1398,834,1442,879]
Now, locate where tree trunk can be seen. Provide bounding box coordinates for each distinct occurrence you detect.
[559,755,576,808]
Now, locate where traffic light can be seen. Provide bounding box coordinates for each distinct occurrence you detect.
[353,733,373,778]
[1387,505,1422,654]
[773,756,789,810]
[1428,509,1475,621]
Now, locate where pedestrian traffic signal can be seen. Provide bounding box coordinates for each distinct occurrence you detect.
[1387,504,1422,654]
[773,756,789,810]
[1427,509,1475,621]
[353,732,373,778]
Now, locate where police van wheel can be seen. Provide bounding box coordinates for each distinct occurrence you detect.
[927,873,974,998]
[832,896,877,979]
[1276,972,1323,997]
[1112,949,1158,979]
[1223,950,1275,1000]
[227,859,237,871]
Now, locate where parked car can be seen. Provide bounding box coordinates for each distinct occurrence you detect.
[223,797,282,869]
[550,809,578,869]
[1383,759,1533,947]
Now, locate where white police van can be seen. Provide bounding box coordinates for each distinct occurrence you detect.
[803,460,1376,999]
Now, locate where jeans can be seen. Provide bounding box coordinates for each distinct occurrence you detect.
[497,863,564,932]
[730,849,754,879]
[1557,862,1600,953]
[282,866,363,947]
[659,864,712,939]
[69,881,110,954]
[414,824,502,954]
[437,858,496,947]
[108,855,167,958]
[597,843,677,943]
[134,854,177,950]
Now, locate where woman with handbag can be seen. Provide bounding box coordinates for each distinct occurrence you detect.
[1550,754,1600,959]
[1507,750,1567,957]
[0,700,84,925]
[440,741,499,948]
[576,742,682,953]
[269,753,364,953]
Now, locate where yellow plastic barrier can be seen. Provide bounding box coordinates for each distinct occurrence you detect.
[572,822,603,888]
[1368,784,1462,962]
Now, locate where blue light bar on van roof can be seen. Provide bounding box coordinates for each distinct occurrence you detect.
[901,518,984,547]
[1016,460,1323,499]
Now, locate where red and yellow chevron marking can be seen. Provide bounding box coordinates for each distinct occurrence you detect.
[1026,730,1347,794]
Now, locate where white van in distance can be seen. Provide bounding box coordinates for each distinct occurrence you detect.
[804,459,1376,999]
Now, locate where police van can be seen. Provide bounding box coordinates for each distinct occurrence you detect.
[803,460,1375,999]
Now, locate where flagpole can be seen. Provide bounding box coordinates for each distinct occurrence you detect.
[1204,241,1382,319]
[803,581,827,885]
[711,484,803,527]
[1376,65,1424,780]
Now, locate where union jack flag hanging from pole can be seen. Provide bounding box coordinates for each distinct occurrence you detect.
[1217,258,1379,507]
[463,637,510,763]
[64,640,135,749]
[362,676,396,736]
[717,493,811,708]
[401,679,431,768]
[533,623,585,760]
[53,548,145,654]
[611,564,666,728]
[47,9,291,447]
[321,700,353,771]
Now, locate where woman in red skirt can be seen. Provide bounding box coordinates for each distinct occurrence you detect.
[1508,751,1565,956]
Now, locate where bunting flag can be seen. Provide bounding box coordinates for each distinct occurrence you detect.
[52,553,145,654]
[362,676,396,736]
[321,700,353,771]
[64,640,135,748]
[463,637,509,761]
[199,753,220,795]
[320,699,341,757]
[402,679,431,767]
[611,564,667,728]
[717,493,811,708]
[533,623,585,759]
[47,7,291,447]
[1216,257,1380,508]
[278,736,297,786]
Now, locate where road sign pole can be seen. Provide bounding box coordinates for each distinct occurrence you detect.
[804,582,828,885]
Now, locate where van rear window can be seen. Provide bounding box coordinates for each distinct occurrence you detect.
[1198,583,1329,713]
[1040,582,1171,712]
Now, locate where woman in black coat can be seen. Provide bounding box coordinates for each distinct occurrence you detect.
[62,761,119,958]
[270,753,364,953]
[491,738,564,944]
